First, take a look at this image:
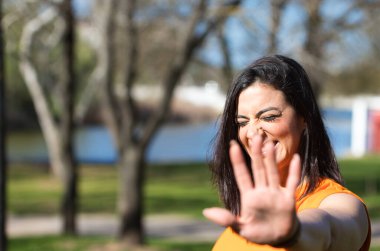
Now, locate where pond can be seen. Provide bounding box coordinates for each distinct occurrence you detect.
[7,108,353,164]
[7,121,220,164]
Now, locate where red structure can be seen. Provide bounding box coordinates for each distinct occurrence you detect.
[369,110,380,153]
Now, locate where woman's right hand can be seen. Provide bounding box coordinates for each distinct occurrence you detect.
[203,135,301,245]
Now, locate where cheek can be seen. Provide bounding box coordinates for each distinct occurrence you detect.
[238,128,247,146]
[278,124,303,152]
[266,123,300,152]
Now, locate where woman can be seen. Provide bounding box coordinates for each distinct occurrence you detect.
[203,55,371,250]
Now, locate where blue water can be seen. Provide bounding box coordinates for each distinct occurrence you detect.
[7,109,353,164]
[323,109,352,157]
[8,122,220,164]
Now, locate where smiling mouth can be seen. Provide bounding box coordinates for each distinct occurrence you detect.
[247,139,279,151]
[262,140,279,147]
[273,140,279,147]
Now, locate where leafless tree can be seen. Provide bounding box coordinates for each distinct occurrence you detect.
[268,0,287,54]
[217,25,234,90]
[18,0,78,235]
[86,0,242,245]
[0,0,8,248]
[298,0,380,98]
[59,0,77,235]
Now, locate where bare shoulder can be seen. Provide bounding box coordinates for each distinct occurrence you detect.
[320,193,369,249]
[320,192,367,216]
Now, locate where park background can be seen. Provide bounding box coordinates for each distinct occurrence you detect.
[1,0,380,250]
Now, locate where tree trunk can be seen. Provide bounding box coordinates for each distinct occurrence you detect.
[60,0,78,235]
[268,0,287,54]
[97,0,242,246]
[18,6,66,179]
[217,26,233,91]
[117,144,145,245]
[0,0,8,248]
[303,0,323,99]
[18,3,78,235]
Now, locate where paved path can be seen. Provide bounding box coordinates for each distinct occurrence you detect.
[7,214,224,242]
[7,214,380,246]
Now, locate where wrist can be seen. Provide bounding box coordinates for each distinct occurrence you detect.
[271,218,301,248]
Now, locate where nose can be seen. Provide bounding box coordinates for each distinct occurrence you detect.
[246,122,264,139]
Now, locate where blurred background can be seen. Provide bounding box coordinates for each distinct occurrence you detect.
[1,0,380,250]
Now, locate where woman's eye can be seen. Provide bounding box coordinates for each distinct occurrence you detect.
[261,114,280,122]
[236,121,249,127]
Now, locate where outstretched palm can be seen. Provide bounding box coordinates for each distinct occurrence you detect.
[203,135,301,245]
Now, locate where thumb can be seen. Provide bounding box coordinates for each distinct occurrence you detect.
[203,207,237,227]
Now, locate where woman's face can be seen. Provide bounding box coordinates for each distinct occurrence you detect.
[236,83,305,176]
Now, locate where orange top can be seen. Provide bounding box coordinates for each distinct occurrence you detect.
[211,178,371,251]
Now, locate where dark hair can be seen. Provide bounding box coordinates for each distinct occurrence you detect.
[210,55,343,215]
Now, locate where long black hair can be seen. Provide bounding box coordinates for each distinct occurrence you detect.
[210,55,343,215]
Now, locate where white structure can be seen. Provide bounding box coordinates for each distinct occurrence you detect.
[351,99,368,157]
[174,81,226,112]
[350,96,380,157]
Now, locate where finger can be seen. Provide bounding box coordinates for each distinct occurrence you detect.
[251,134,267,187]
[286,154,301,193]
[262,141,280,188]
[203,207,237,227]
[230,140,254,191]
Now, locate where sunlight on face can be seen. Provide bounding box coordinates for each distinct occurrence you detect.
[237,83,305,177]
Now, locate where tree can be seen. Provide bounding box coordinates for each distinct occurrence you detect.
[60,0,78,235]
[0,0,8,248]
[86,0,242,246]
[298,0,380,98]
[18,0,78,235]
[268,0,287,55]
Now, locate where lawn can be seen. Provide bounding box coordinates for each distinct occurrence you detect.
[339,155,380,219]
[6,154,380,250]
[8,235,215,251]
[8,162,221,216]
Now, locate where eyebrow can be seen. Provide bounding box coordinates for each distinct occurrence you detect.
[236,107,282,119]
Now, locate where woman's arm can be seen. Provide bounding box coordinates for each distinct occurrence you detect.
[203,135,369,250]
[292,193,368,251]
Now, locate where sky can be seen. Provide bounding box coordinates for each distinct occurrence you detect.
[73,0,90,17]
[200,0,372,71]
[71,0,373,72]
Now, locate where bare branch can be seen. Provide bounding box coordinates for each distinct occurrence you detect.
[217,25,233,90]
[120,0,139,145]
[268,0,287,54]
[140,0,241,150]
[18,6,65,178]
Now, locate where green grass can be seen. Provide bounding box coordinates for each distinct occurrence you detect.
[6,155,380,250]
[149,239,214,251]
[8,156,380,218]
[9,235,111,251]
[339,155,380,218]
[8,235,380,251]
[8,235,214,251]
[8,162,221,217]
